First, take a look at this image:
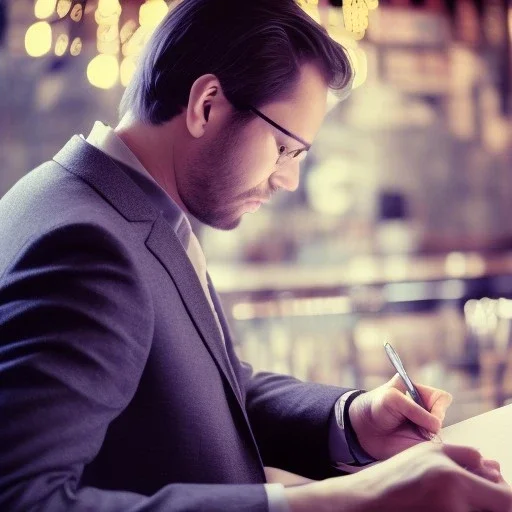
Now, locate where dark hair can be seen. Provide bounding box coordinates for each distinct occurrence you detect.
[120,0,354,124]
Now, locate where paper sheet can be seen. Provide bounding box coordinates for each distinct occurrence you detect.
[441,404,512,484]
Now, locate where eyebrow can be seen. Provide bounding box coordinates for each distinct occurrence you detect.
[248,107,312,150]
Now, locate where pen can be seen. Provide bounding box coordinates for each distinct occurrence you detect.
[384,342,442,443]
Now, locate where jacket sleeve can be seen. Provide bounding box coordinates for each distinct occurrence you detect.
[240,362,353,480]
[0,222,267,512]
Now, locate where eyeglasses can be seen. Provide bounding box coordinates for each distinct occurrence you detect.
[239,104,312,166]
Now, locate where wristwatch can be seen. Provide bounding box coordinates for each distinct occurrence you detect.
[335,390,377,466]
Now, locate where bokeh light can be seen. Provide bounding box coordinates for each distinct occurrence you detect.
[120,57,137,87]
[54,33,69,56]
[34,0,57,20]
[87,54,119,89]
[139,0,169,29]
[25,21,53,58]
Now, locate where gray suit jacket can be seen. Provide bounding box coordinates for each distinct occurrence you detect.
[0,137,350,511]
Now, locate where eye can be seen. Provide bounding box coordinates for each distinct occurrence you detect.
[293,149,308,161]
[278,145,287,155]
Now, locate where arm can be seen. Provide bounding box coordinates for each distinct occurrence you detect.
[0,223,267,512]
[241,366,353,480]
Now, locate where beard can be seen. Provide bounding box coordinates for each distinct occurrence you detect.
[177,114,266,231]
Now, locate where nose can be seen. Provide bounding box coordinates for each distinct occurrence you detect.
[269,161,301,193]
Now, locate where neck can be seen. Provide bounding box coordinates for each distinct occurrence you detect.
[114,113,190,213]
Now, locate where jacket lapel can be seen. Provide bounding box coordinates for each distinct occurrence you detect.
[146,217,264,473]
[145,215,245,407]
[53,136,245,410]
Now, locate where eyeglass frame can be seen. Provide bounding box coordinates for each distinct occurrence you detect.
[233,103,312,166]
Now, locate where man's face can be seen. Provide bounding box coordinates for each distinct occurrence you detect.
[179,63,329,230]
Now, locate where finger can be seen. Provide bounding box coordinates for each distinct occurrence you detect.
[441,444,507,484]
[483,459,502,473]
[387,374,452,422]
[482,460,508,486]
[385,388,441,433]
[441,446,512,510]
[414,383,453,421]
[442,443,483,470]
[473,463,502,484]
[465,470,512,511]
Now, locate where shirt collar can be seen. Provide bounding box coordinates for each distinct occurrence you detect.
[86,121,150,178]
[83,121,192,248]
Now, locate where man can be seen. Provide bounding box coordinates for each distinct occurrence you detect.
[0,0,510,511]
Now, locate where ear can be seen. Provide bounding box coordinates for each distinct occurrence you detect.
[186,74,223,139]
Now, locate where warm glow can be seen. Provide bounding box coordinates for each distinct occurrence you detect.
[95,0,122,25]
[56,0,72,18]
[97,23,120,55]
[120,20,138,44]
[97,0,122,16]
[70,4,83,22]
[509,7,512,43]
[34,0,57,19]
[122,26,146,57]
[55,33,69,56]
[139,0,169,28]
[70,37,82,56]
[25,21,53,57]
[87,54,119,89]
[347,47,368,89]
[120,57,137,86]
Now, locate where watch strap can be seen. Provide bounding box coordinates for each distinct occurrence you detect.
[338,390,377,467]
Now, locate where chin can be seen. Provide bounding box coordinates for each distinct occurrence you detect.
[213,216,242,231]
[195,211,242,231]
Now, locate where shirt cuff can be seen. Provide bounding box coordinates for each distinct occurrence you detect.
[265,483,290,512]
[329,390,359,464]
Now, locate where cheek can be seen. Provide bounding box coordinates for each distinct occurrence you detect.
[236,127,277,187]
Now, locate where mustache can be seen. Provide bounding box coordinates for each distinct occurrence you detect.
[241,184,281,202]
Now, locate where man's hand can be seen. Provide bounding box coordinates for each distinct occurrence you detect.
[285,443,512,512]
[348,373,453,460]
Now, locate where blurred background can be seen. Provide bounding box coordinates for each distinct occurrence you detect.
[1,0,511,426]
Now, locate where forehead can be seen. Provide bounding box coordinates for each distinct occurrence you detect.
[261,62,329,145]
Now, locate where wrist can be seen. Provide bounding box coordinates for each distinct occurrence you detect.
[284,483,332,512]
[285,478,375,512]
[342,392,376,466]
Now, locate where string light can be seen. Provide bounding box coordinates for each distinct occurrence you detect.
[34,0,57,20]
[70,37,82,56]
[342,0,379,40]
[120,20,138,44]
[97,23,120,55]
[55,33,69,56]
[25,21,52,57]
[70,4,83,23]
[26,0,370,92]
[97,0,122,16]
[56,0,71,18]
[95,0,122,25]
[89,0,122,89]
